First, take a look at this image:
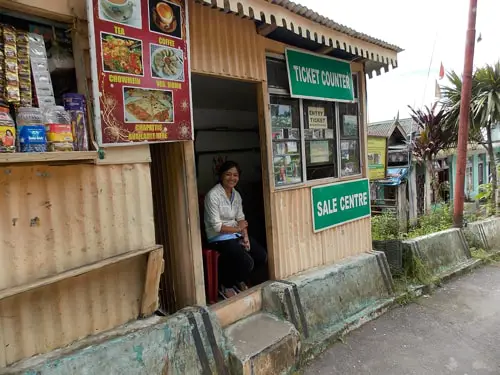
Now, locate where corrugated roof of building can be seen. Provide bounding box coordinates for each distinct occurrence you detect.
[194,0,402,76]
[270,0,403,53]
[368,117,419,138]
[367,120,394,137]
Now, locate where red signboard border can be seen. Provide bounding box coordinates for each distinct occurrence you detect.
[87,0,194,146]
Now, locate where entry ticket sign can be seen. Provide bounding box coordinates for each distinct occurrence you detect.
[286,48,354,102]
[311,179,371,232]
[87,0,193,145]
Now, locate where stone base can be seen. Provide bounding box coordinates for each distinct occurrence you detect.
[225,313,300,375]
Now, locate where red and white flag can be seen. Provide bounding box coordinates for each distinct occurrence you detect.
[439,62,445,80]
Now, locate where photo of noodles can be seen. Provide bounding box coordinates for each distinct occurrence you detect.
[101,33,143,75]
[124,87,173,123]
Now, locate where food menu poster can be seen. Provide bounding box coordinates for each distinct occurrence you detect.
[87,0,192,145]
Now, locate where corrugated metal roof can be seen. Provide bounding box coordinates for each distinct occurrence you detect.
[368,118,418,138]
[368,120,394,137]
[269,0,402,53]
[194,0,402,76]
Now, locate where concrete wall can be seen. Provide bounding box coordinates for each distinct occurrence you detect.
[464,217,500,252]
[3,308,228,375]
[402,228,471,279]
[4,252,397,375]
[262,252,394,357]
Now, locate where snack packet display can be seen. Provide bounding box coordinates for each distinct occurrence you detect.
[3,25,20,104]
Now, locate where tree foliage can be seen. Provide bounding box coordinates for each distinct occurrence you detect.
[408,103,455,161]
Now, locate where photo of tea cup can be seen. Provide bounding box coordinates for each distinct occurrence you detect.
[101,0,135,23]
[156,2,174,28]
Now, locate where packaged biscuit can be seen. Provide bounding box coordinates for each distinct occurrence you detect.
[17,32,31,107]
[0,110,16,153]
[3,25,20,104]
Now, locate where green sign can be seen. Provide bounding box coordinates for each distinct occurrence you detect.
[286,48,354,102]
[311,179,371,232]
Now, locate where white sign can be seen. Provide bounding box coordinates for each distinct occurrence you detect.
[308,107,328,129]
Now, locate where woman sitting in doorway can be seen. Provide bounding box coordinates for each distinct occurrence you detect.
[204,161,267,299]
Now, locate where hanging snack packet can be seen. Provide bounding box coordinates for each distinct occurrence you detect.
[3,25,20,104]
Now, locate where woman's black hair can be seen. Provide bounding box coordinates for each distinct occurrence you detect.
[218,161,242,181]
[5,130,12,136]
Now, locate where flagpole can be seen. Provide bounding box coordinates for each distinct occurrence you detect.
[453,0,478,228]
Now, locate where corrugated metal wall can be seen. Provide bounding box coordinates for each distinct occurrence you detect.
[189,0,266,81]
[271,188,372,279]
[0,164,155,291]
[0,256,147,367]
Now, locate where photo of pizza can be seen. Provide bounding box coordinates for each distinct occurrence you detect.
[123,87,174,123]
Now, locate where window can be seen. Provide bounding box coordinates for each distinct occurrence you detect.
[466,158,473,195]
[478,156,484,185]
[267,56,362,187]
[270,96,302,186]
[303,100,337,180]
[339,102,361,177]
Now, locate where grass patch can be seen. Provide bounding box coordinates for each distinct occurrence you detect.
[470,247,490,261]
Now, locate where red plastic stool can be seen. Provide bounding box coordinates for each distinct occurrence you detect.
[202,248,219,304]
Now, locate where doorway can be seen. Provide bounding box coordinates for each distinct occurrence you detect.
[192,74,269,302]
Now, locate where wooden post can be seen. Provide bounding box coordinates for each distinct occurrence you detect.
[140,248,164,317]
[256,81,278,280]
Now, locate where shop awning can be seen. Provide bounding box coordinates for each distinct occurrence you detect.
[194,0,402,77]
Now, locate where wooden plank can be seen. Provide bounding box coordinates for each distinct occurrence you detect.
[161,141,205,310]
[211,286,264,328]
[316,45,334,54]
[0,245,162,301]
[258,23,278,36]
[96,145,152,165]
[140,248,164,317]
[182,141,206,306]
[0,151,97,165]
[256,82,278,279]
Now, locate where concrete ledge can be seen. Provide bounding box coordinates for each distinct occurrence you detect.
[262,252,394,359]
[1,307,229,375]
[402,228,471,280]
[464,217,500,252]
[225,313,300,375]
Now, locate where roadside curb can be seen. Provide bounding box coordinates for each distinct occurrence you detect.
[393,253,498,305]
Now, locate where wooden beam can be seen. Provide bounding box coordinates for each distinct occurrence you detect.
[256,81,278,279]
[0,245,162,301]
[140,248,165,317]
[0,151,97,166]
[258,23,278,36]
[316,45,334,55]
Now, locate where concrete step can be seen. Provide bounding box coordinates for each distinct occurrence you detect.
[225,312,300,375]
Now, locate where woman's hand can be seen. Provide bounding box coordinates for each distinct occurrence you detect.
[242,236,251,251]
[238,220,249,230]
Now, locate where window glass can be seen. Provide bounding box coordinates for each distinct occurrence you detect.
[266,57,363,187]
[338,102,361,177]
[270,96,302,186]
[303,100,337,180]
[478,157,484,185]
[352,74,359,99]
[266,58,289,90]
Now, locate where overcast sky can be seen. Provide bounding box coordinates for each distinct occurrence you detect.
[298,0,500,123]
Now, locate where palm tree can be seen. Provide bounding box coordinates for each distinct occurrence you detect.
[408,103,454,212]
[441,62,500,212]
[473,62,500,211]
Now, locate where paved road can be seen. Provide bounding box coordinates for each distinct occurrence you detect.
[303,263,500,375]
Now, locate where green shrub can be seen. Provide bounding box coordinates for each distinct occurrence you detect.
[407,204,453,238]
[371,212,401,240]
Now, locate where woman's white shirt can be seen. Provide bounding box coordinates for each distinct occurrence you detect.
[204,184,245,241]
